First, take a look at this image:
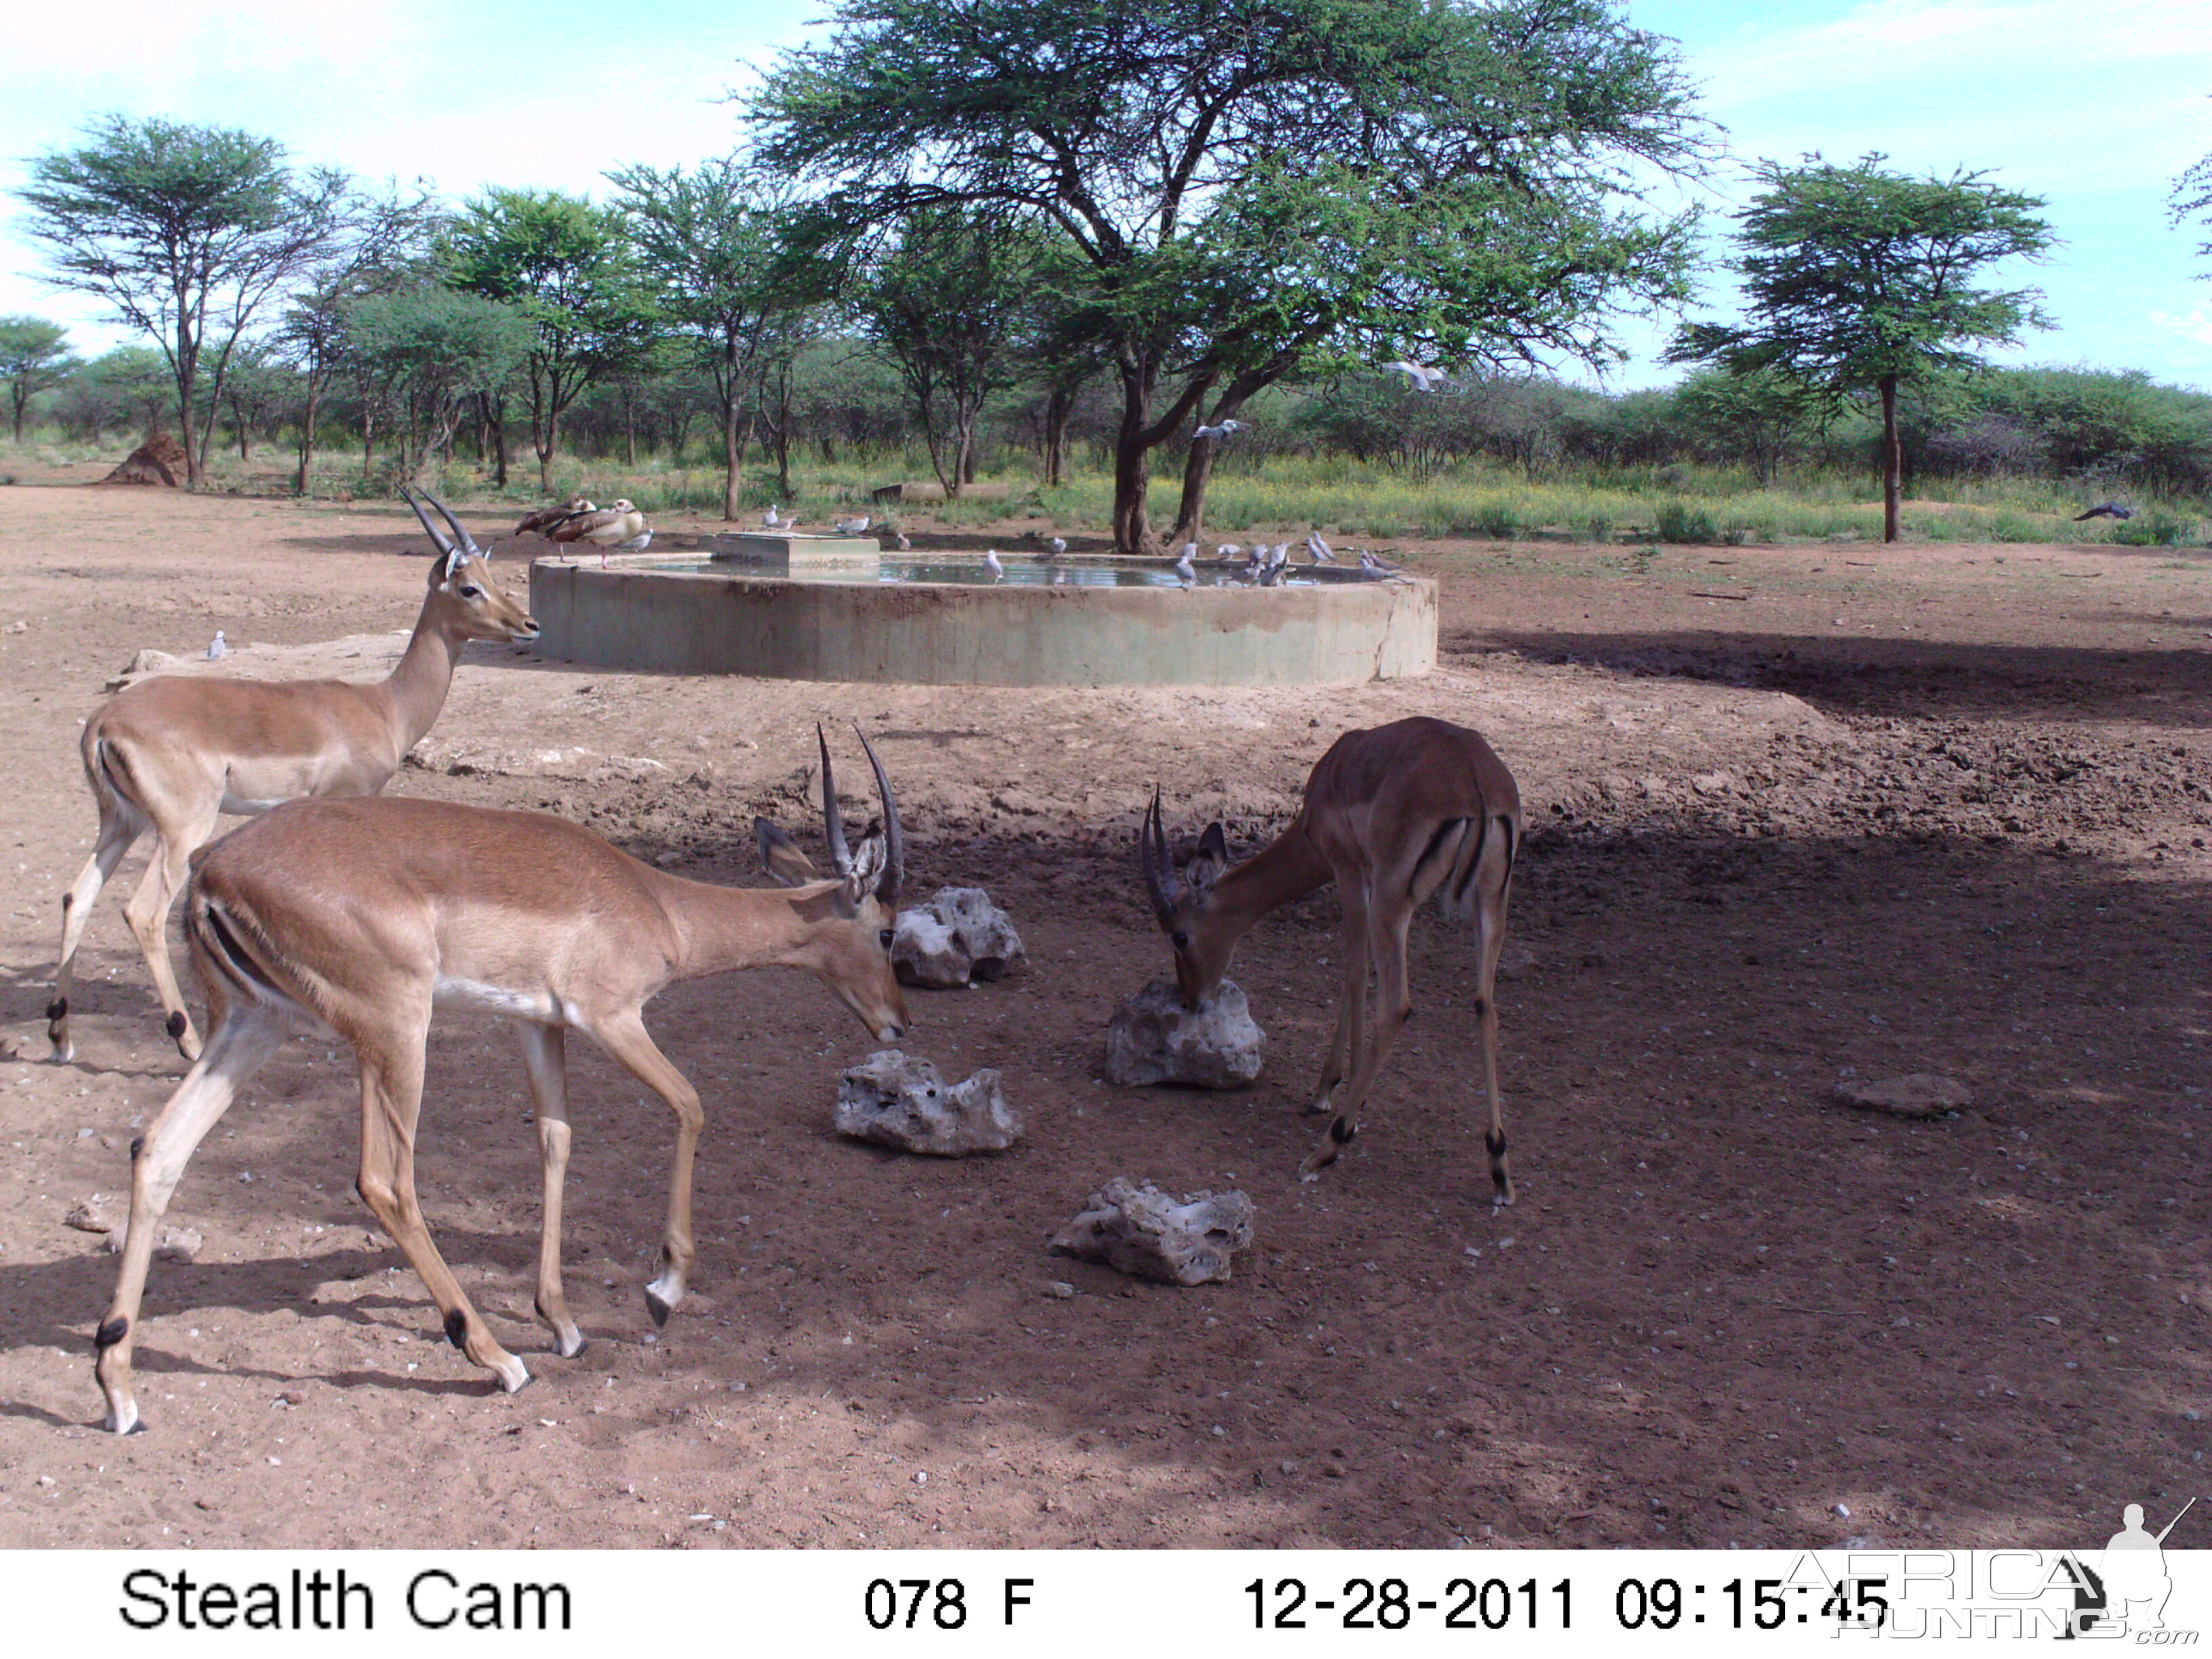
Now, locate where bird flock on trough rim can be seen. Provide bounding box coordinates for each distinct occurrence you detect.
[53,479,1507,1433]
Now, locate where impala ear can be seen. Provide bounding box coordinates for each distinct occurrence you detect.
[755,817,816,886]
[845,827,889,903]
[1187,821,1230,895]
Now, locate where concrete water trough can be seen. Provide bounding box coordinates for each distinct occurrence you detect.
[528,544,1436,687]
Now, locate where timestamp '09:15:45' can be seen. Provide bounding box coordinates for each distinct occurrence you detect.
[1246,1576,1571,1631]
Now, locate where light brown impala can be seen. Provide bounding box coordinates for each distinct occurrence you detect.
[1141,716,1522,1202]
[49,488,539,1065]
[94,726,910,1434]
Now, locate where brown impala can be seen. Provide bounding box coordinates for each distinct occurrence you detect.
[94,727,909,1435]
[50,489,539,1065]
[1142,716,1521,1202]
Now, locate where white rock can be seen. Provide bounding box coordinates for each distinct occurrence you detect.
[64,1194,123,1234]
[892,886,1026,987]
[834,1050,1022,1155]
[1104,979,1265,1088]
[1050,1178,1255,1286]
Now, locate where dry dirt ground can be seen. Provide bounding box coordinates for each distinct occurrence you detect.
[0,468,2206,1551]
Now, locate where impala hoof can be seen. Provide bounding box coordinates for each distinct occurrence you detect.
[644,1286,673,1328]
[495,1359,532,1395]
[553,1329,586,1359]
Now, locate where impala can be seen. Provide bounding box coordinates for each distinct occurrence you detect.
[1141,716,1522,1202]
[49,489,538,1065]
[94,727,909,1434]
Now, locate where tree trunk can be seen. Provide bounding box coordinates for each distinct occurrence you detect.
[12,388,26,443]
[1109,357,1158,556]
[295,380,322,496]
[721,397,742,521]
[490,392,509,489]
[1879,373,1901,544]
[1042,386,1070,488]
[623,387,637,467]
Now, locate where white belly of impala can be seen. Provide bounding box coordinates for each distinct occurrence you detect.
[432,975,561,1022]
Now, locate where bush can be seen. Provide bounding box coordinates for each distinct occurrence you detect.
[1655,502,1718,544]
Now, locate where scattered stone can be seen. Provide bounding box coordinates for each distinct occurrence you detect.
[64,1195,123,1235]
[1103,979,1265,1088]
[104,1225,203,1263]
[1048,1177,1255,1286]
[892,886,1026,987]
[1044,1281,1077,1300]
[834,1051,1021,1155]
[1495,943,1536,981]
[1835,1073,1970,1120]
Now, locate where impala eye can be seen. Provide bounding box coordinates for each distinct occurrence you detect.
[878,929,895,951]
[1170,930,1191,951]
[459,584,482,598]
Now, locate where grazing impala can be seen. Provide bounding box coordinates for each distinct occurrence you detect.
[1141,716,1521,1202]
[94,727,909,1434]
[49,489,538,1065]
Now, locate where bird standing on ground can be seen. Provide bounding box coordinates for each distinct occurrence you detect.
[895,531,911,550]
[763,504,785,529]
[2074,502,2133,521]
[1032,541,1061,564]
[551,499,649,567]
[1173,544,1197,581]
[205,631,226,661]
[983,549,1005,581]
[1307,531,1333,564]
[516,495,594,540]
[835,514,872,535]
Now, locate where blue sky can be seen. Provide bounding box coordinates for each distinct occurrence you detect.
[3,0,2209,392]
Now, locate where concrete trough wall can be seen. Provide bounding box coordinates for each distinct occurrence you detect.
[529,558,1435,687]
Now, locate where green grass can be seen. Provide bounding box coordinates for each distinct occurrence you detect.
[8,432,2206,548]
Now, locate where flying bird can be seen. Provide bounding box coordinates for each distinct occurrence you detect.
[1195,419,1248,441]
[1384,359,1450,392]
[205,631,226,661]
[2074,502,2133,521]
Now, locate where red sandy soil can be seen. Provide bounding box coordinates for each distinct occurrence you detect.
[0,476,2206,1550]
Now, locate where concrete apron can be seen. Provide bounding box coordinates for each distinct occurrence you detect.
[528,555,1437,687]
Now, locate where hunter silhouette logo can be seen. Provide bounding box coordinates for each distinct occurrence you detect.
[2062,1497,2197,1639]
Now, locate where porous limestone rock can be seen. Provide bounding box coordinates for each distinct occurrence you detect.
[892,886,1026,988]
[1048,1178,1255,1286]
[1103,979,1265,1088]
[834,1050,1021,1155]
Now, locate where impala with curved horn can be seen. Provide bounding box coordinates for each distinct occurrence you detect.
[1141,716,1522,1203]
[49,488,538,1065]
[94,726,909,1434]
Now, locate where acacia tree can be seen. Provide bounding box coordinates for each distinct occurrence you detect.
[1671,365,1824,486]
[345,287,533,482]
[16,117,354,486]
[1669,154,2053,542]
[608,160,813,518]
[752,0,1706,552]
[854,207,1040,497]
[445,189,657,493]
[0,316,81,443]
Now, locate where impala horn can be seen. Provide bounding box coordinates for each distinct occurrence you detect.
[817,723,853,876]
[400,485,456,556]
[1140,789,1179,923]
[422,489,486,557]
[855,724,903,905]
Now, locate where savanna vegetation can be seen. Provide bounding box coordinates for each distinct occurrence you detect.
[6,2,2211,548]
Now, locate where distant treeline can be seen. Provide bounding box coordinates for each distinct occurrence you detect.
[16,343,2212,503]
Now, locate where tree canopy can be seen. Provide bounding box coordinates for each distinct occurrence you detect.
[0,316,81,443]
[16,115,354,485]
[445,188,659,492]
[750,0,1709,550]
[1669,152,2053,540]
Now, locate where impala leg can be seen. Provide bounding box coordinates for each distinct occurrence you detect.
[1469,823,1517,1209]
[350,1031,529,1394]
[96,1008,290,1433]
[587,1012,703,1328]
[51,810,140,1063]
[121,818,216,1063]
[1307,916,1371,1116]
[517,1023,585,1357]
[1300,897,1414,1182]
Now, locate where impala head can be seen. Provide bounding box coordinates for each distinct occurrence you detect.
[755,724,910,1042]
[1140,791,1235,1011]
[403,487,541,644]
